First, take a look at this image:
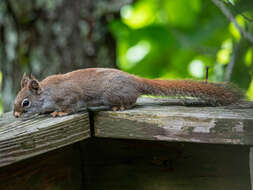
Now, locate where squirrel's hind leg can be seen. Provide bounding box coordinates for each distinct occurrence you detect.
[104,91,138,111]
[111,104,134,111]
[102,74,141,111]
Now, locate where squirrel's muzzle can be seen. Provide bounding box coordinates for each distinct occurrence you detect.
[14,111,22,118]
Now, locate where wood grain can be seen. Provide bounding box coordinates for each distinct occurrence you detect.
[0,112,90,167]
[94,97,253,145]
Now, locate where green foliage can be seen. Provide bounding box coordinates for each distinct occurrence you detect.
[110,0,253,99]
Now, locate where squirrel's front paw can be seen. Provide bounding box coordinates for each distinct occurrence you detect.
[50,111,69,117]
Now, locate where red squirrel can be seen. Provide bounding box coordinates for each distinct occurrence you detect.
[13,68,243,118]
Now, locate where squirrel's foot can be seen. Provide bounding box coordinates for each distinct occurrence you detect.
[50,111,69,117]
[111,105,126,111]
[120,105,125,111]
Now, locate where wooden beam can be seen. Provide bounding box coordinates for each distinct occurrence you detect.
[0,145,83,190]
[94,97,253,145]
[250,147,253,190]
[0,112,90,167]
[81,138,251,190]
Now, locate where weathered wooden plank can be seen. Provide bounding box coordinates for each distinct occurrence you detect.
[0,112,90,167]
[94,97,253,145]
[250,147,253,190]
[81,138,250,190]
[0,144,83,190]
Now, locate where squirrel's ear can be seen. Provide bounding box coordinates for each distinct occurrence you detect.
[29,73,36,80]
[21,73,29,88]
[28,79,42,94]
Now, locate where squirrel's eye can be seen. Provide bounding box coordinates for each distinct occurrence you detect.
[22,99,30,107]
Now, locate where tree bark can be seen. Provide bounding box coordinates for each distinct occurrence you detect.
[0,0,131,111]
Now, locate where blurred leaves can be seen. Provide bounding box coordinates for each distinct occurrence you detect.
[110,0,253,99]
[230,39,252,89]
[164,0,201,29]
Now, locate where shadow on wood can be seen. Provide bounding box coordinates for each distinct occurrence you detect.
[0,144,83,190]
[81,138,251,190]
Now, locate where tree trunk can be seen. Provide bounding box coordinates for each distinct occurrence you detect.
[0,0,131,111]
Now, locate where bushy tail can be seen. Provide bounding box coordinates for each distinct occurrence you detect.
[137,78,244,106]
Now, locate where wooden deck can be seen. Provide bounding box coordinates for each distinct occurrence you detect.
[0,97,252,190]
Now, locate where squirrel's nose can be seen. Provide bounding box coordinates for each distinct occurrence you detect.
[14,111,21,118]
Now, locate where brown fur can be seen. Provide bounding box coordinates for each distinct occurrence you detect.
[13,68,244,118]
[138,78,243,106]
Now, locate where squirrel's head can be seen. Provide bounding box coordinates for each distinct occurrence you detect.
[14,73,44,118]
